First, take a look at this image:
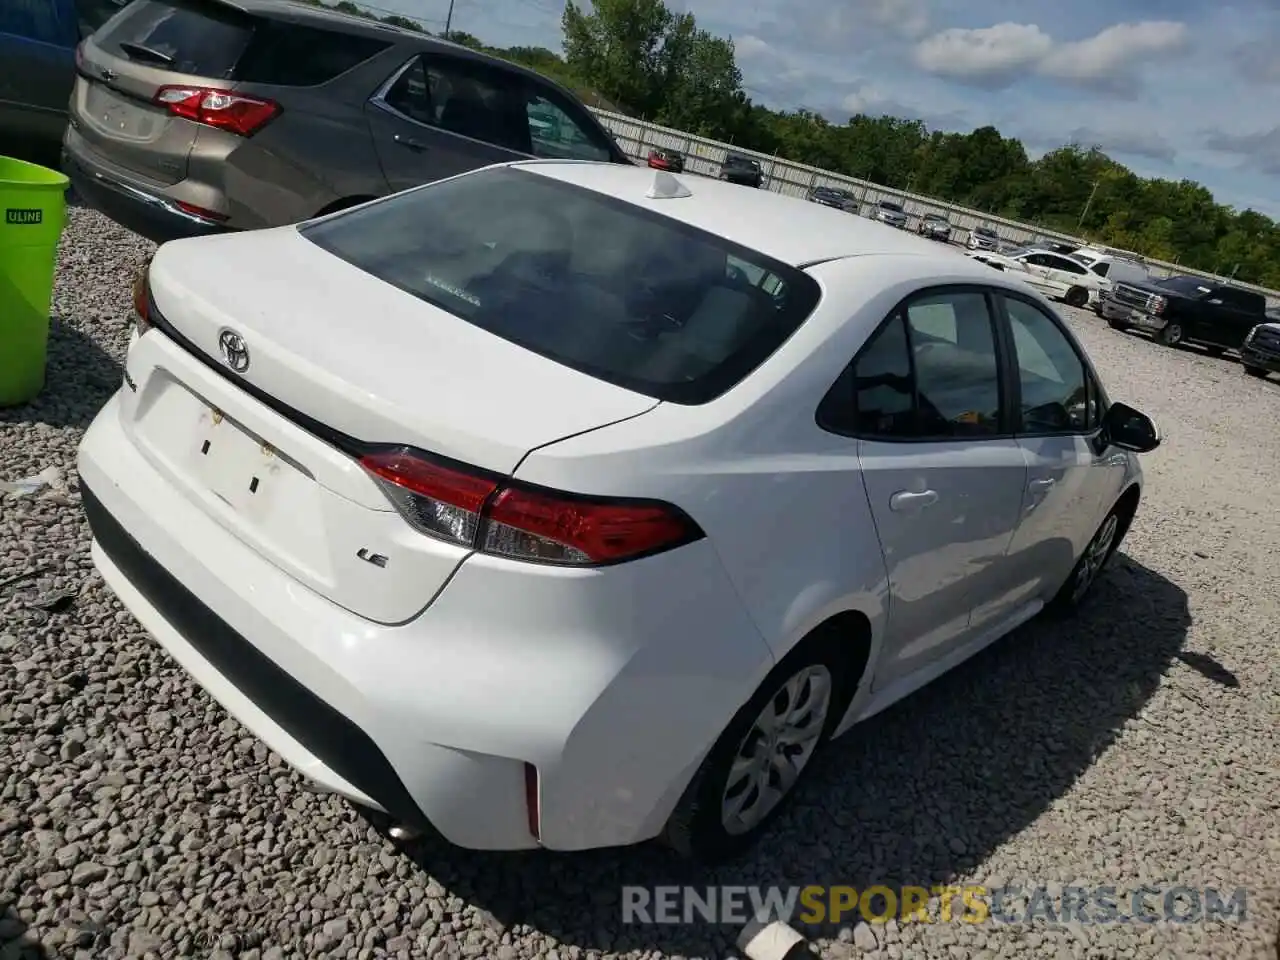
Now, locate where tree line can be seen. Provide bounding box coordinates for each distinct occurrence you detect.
[308,0,1280,289]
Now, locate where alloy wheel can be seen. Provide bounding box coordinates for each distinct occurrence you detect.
[720,664,833,835]
[1161,323,1184,345]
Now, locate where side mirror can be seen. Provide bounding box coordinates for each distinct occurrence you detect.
[1102,401,1161,453]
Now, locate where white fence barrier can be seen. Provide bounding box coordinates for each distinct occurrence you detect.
[589,108,1280,307]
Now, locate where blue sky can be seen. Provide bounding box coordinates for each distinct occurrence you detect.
[376,0,1280,217]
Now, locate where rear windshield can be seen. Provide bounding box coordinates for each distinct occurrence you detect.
[976,228,996,236]
[94,0,252,78]
[301,167,822,405]
[880,202,903,211]
[93,0,390,84]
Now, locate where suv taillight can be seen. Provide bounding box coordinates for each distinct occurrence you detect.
[154,86,280,137]
[360,448,703,566]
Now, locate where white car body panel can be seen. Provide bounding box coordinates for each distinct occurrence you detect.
[79,160,1147,853]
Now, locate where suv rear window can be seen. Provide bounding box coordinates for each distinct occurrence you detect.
[300,167,821,405]
[94,0,390,85]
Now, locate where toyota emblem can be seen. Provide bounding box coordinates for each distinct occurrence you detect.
[218,330,250,373]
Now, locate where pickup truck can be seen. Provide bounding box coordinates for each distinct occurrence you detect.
[1099,274,1268,356]
[0,1,124,153]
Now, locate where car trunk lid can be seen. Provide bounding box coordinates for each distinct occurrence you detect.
[123,226,659,623]
[73,0,257,185]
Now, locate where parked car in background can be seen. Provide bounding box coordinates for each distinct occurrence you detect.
[64,0,630,244]
[873,199,908,229]
[1240,313,1280,379]
[0,0,125,153]
[646,147,684,173]
[967,225,1000,251]
[1067,250,1151,309]
[968,247,1103,307]
[1101,275,1268,355]
[1031,236,1079,255]
[719,153,763,187]
[917,212,952,242]
[806,185,858,212]
[82,159,1158,865]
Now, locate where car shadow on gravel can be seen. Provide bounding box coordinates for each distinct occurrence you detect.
[0,318,121,431]
[0,906,47,959]
[389,552,1191,957]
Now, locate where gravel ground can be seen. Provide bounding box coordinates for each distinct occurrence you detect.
[2,207,1279,960]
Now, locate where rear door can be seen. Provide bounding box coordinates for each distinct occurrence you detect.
[1203,288,1265,348]
[366,53,530,192]
[843,288,1028,688]
[73,0,256,185]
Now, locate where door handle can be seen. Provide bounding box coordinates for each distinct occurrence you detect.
[1029,478,1056,490]
[889,489,938,512]
[394,134,426,151]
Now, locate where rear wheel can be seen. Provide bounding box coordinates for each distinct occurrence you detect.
[1064,286,1089,308]
[663,634,855,864]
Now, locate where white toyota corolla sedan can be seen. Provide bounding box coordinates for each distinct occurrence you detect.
[78,160,1161,864]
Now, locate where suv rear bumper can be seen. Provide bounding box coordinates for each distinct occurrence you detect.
[63,146,230,244]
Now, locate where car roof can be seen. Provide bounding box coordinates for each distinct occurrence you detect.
[226,0,564,84]
[514,161,970,266]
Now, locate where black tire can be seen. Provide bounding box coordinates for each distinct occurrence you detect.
[662,632,857,864]
[1064,287,1089,308]
[1245,366,1267,378]
[1045,500,1130,617]
[1157,322,1184,346]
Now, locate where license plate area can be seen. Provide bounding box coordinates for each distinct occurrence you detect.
[132,375,334,582]
[84,82,166,140]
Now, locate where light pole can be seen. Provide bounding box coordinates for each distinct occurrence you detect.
[444,0,455,36]
[1077,178,1100,230]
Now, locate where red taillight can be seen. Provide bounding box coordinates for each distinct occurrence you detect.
[132,257,152,334]
[153,85,280,137]
[359,448,702,566]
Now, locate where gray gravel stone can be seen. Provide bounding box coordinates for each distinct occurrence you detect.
[2,209,1279,959]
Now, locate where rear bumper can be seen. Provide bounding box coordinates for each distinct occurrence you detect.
[78,392,771,851]
[62,145,231,245]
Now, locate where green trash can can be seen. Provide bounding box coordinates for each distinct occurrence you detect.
[0,155,70,407]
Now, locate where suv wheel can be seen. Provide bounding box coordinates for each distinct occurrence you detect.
[1158,322,1184,346]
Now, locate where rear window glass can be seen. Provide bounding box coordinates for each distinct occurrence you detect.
[235,21,390,86]
[880,202,903,211]
[300,167,821,405]
[94,0,251,78]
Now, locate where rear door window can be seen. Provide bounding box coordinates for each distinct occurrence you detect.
[299,166,821,405]
[524,87,614,162]
[234,22,390,87]
[92,0,253,78]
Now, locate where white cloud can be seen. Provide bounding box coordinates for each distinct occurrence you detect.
[913,23,1053,85]
[913,19,1189,92]
[841,85,889,114]
[1042,21,1188,88]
